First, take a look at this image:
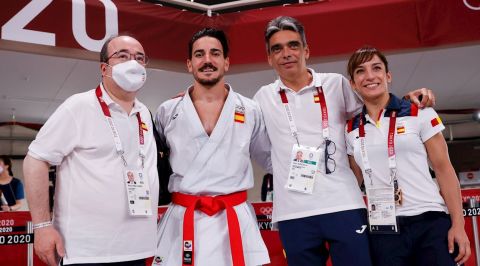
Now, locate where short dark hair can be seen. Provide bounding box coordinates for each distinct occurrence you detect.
[188,28,229,59]
[347,46,389,81]
[100,35,120,63]
[264,16,307,53]
[0,155,13,176]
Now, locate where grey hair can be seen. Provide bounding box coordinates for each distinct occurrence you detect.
[264,16,307,53]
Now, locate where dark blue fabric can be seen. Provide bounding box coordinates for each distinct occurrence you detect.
[0,177,24,206]
[349,94,415,131]
[369,211,455,266]
[278,208,372,266]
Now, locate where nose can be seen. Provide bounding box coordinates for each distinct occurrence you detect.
[281,46,292,58]
[204,53,212,63]
[364,68,375,80]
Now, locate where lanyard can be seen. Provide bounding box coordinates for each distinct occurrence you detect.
[359,110,397,185]
[279,86,329,145]
[95,85,145,168]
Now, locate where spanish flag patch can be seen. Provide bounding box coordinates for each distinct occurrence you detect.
[234,112,245,123]
[396,126,405,134]
[313,94,320,103]
[430,117,442,127]
[141,122,148,131]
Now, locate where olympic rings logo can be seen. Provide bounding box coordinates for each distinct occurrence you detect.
[259,207,273,215]
[464,0,480,10]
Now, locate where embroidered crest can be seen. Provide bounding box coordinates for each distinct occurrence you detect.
[234,105,245,123]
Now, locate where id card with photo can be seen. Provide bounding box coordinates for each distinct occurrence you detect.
[367,187,399,234]
[285,145,320,194]
[124,169,152,216]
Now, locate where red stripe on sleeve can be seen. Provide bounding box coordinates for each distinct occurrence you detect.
[410,103,418,116]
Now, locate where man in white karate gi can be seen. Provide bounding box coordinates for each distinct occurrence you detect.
[152,28,271,266]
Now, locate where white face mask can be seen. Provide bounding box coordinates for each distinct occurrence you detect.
[108,60,147,92]
[0,166,3,174]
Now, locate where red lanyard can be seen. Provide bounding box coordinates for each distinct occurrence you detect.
[359,110,397,183]
[387,111,396,159]
[95,85,145,167]
[279,86,330,141]
[315,87,329,138]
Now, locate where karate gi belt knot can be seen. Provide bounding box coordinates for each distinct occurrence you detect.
[172,191,247,266]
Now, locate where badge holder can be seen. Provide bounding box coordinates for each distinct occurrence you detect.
[124,169,152,216]
[359,110,401,234]
[366,187,399,234]
[285,145,321,194]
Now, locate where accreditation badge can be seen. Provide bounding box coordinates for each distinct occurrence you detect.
[366,187,399,234]
[124,169,152,216]
[285,145,321,194]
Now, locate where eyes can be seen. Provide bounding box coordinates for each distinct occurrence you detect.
[270,41,301,54]
[109,51,147,64]
[193,49,222,58]
[354,65,384,75]
[354,68,364,75]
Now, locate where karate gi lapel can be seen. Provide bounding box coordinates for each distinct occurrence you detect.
[182,86,236,178]
[182,90,210,139]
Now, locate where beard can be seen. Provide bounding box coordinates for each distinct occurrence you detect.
[195,76,221,86]
[194,63,223,86]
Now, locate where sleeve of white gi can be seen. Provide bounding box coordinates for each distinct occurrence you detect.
[249,102,272,174]
[154,104,166,136]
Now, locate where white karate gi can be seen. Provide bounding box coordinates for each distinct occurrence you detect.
[153,85,271,266]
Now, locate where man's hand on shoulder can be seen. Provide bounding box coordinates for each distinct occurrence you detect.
[404,88,435,108]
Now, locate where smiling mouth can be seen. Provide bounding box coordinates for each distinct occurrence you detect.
[365,83,380,88]
[199,64,217,72]
[281,61,296,67]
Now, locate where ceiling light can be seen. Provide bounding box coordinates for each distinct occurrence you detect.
[473,110,480,122]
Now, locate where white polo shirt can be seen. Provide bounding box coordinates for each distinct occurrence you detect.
[345,94,447,216]
[254,70,366,223]
[28,84,159,265]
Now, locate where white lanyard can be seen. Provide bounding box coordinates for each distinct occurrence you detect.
[95,85,145,168]
[279,86,330,145]
[359,110,397,185]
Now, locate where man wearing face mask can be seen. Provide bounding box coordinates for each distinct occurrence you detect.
[23,35,159,266]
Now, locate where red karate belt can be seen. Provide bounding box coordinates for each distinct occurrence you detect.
[172,191,247,266]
